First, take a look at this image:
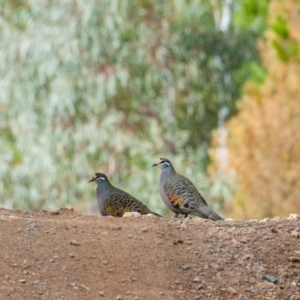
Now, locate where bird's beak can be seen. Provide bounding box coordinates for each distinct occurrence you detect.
[152,158,162,167]
[88,176,96,183]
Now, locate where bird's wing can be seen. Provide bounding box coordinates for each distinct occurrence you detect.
[163,175,200,214]
[163,175,222,220]
[198,192,208,206]
[105,189,155,217]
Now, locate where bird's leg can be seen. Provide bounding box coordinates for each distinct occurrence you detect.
[174,213,179,218]
[184,214,188,218]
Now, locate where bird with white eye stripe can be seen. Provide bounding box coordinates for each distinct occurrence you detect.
[152,158,223,220]
[89,172,161,217]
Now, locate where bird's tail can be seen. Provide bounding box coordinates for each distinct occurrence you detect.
[193,205,223,221]
[150,211,162,218]
[207,210,223,221]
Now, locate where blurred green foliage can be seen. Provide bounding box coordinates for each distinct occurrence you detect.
[270,15,299,62]
[211,0,300,219]
[234,0,269,34]
[0,0,267,213]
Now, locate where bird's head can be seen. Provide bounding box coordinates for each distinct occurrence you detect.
[152,158,172,169]
[88,172,108,183]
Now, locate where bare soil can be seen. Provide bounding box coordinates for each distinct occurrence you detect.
[0,208,299,300]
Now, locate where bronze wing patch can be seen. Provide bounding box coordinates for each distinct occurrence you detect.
[104,205,131,217]
[168,193,185,209]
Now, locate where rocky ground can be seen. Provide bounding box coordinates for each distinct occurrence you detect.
[0,208,299,300]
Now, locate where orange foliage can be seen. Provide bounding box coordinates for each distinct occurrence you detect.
[210,0,300,219]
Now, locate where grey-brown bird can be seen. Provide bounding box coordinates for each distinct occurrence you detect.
[89,172,161,217]
[152,158,223,220]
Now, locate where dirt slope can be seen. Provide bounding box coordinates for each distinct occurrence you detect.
[0,208,299,300]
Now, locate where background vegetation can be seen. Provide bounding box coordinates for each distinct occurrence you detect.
[210,0,300,219]
[4,0,298,219]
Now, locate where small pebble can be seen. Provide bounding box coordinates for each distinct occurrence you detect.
[196,284,205,290]
[111,226,122,231]
[173,219,182,225]
[80,284,90,291]
[289,257,300,263]
[228,287,237,294]
[257,281,275,290]
[70,240,80,246]
[242,254,252,260]
[290,271,298,277]
[263,274,277,283]
[179,263,190,270]
[123,212,141,218]
[291,231,300,238]
[193,218,207,224]
[180,223,187,229]
[288,214,299,220]
[173,239,184,245]
[261,218,270,222]
[146,213,157,218]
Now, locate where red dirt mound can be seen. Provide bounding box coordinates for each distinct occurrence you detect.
[0,208,299,299]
